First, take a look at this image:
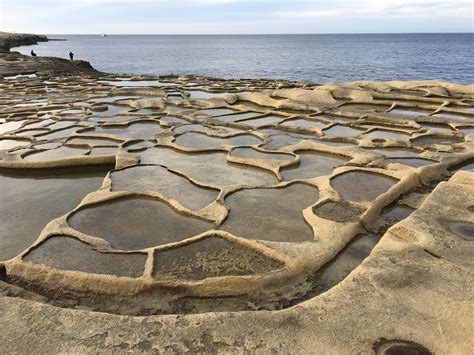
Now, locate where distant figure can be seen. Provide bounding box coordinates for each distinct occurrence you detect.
[69,51,74,61]
[31,50,37,57]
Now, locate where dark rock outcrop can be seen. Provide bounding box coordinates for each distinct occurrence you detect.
[0,32,48,52]
[0,32,98,76]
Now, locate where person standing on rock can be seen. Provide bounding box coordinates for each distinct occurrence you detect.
[69,51,74,61]
[30,50,36,57]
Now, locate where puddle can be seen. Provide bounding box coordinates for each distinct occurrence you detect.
[153,236,283,280]
[164,105,186,113]
[131,108,155,115]
[175,132,261,150]
[89,96,139,103]
[280,118,327,129]
[0,167,109,261]
[46,121,79,131]
[110,165,219,210]
[91,122,162,140]
[0,121,23,134]
[448,159,474,172]
[388,108,431,117]
[173,124,218,135]
[198,108,238,116]
[188,91,229,100]
[281,150,348,180]
[24,236,146,277]
[66,136,119,146]
[219,183,318,242]
[24,146,88,161]
[15,129,50,137]
[139,147,277,187]
[231,147,294,162]
[432,112,473,121]
[458,127,474,135]
[215,112,261,122]
[89,115,136,123]
[411,134,463,146]
[331,171,398,202]
[448,222,474,241]
[24,119,54,129]
[381,204,414,224]
[68,196,213,250]
[33,142,61,150]
[88,147,118,155]
[239,115,283,127]
[385,157,436,168]
[98,80,173,87]
[313,201,365,223]
[323,124,364,138]
[36,126,84,140]
[420,123,453,133]
[123,140,155,151]
[364,129,410,140]
[92,105,127,117]
[0,139,30,150]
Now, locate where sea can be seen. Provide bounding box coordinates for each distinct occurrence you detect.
[15,33,474,84]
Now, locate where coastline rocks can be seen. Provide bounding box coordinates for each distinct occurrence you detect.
[0,32,48,52]
[0,32,97,76]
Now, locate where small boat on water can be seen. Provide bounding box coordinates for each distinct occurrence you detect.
[101,33,107,37]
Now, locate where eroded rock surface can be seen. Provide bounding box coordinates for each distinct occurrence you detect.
[0,66,473,353]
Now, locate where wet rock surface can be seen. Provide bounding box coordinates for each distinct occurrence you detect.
[219,183,318,242]
[330,171,399,202]
[68,196,214,250]
[24,236,146,277]
[153,236,283,280]
[0,56,473,352]
[0,167,109,261]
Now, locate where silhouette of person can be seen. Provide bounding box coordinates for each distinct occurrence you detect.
[31,50,37,57]
[69,51,74,61]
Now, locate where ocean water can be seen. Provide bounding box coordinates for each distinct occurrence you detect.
[16,33,474,84]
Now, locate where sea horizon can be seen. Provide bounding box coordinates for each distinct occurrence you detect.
[40,32,473,35]
[16,33,474,84]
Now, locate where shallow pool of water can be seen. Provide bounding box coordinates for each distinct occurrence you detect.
[0,167,109,261]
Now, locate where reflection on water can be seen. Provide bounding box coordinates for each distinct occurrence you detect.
[0,167,110,261]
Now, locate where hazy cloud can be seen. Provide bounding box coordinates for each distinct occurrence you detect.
[0,0,471,34]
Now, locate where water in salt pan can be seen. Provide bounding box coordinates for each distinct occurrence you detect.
[0,167,109,261]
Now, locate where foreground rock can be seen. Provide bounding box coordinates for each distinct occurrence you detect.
[0,50,472,352]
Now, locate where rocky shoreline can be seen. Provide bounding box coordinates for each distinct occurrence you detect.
[0,32,473,353]
[0,32,48,52]
[0,32,96,77]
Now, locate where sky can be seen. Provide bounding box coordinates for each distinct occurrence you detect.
[0,0,473,34]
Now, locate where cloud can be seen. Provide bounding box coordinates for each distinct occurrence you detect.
[273,10,341,18]
[0,0,471,34]
[272,0,472,21]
